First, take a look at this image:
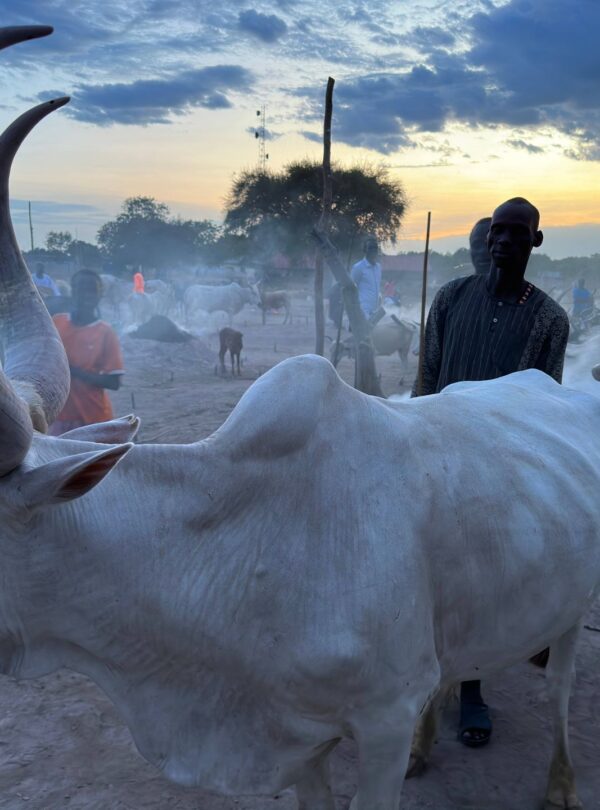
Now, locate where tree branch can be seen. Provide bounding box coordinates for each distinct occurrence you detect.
[312,226,383,397]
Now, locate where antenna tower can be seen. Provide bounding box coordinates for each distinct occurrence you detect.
[254,105,269,172]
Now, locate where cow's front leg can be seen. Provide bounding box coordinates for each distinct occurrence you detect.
[406,685,449,777]
[543,624,584,810]
[294,747,336,810]
[349,682,436,810]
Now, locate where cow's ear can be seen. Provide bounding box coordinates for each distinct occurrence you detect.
[59,415,140,444]
[19,444,133,508]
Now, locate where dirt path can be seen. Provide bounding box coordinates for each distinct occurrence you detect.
[2,293,599,809]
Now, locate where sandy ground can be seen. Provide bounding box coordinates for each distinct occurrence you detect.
[2,292,600,810]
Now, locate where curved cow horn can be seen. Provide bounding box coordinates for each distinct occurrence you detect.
[0,98,70,474]
[0,26,54,51]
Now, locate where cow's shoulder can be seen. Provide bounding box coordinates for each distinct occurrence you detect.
[217,355,340,460]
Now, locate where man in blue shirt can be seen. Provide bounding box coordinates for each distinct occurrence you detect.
[572,278,593,319]
[33,262,60,297]
[351,237,381,318]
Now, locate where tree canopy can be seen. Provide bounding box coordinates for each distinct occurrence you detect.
[97,196,219,272]
[41,230,102,267]
[223,160,408,268]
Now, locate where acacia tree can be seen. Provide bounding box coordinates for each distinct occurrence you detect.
[223,160,407,270]
[45,230,73,254]
[43,230,102,268]
[97,196,219,273]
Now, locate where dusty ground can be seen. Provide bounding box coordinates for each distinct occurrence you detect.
[2,292,600,810]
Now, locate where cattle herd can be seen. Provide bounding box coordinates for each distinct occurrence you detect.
[3,22,600,810]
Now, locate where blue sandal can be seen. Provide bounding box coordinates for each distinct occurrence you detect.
[459,701,492,748]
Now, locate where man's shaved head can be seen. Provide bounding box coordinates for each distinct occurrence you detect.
[488,196,543,274]
[493,197,540,231]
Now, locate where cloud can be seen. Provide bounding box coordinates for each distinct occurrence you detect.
[506,139,544,154]
[238,9,288,43]
[10,198,109,234]
[245,126,281,141]
[10,199,101,215]
[411,26,456,49]
[300,130,322,144]
[294,0,600,160]
[57,66,253,126]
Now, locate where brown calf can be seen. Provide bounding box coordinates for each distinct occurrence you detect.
[219,327,243,375]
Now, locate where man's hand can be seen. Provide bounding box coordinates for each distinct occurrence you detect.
[69,365,121,391]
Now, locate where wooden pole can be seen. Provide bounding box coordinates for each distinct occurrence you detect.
[314,77,335,356]
[28,200,34,251]
[416,211,432,397]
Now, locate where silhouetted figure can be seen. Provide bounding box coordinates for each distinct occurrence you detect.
[469,217,492,275]
[412,198,570,748]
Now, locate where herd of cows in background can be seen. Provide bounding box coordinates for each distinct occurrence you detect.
[43,264,600,390]
[44,268,423,381]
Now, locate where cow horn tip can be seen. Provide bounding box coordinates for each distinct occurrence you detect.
[48,96,70,109]
[34,25,54,38]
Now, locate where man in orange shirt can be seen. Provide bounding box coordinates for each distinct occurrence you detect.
[49,270,124,434]
[133,269,145,294]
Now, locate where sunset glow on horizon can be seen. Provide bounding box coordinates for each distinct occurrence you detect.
[3,0,600,259]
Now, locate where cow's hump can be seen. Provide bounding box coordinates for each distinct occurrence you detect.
[218,355,341,460]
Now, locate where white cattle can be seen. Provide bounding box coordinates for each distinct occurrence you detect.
[127,282,176,325]
[1,36,599,810]
[331,315,419,383]
[184,281,257,325]
[100,272,130,322]
[145,279,176,316]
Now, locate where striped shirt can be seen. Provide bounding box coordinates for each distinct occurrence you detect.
[412,274,570,396]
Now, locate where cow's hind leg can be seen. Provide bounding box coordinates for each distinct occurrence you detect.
[294,742,338,810]
[543,624,583,810]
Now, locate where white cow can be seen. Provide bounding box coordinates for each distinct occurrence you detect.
[100,272,130,323]
[331,315,419,383]
[184,281,258,325]
[1,38,599,810]
[145,279,176,316]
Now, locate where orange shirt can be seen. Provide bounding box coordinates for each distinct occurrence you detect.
[133,272,145,294]
[53,314,124,424]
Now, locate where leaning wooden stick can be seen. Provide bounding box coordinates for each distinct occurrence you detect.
[312,227,384,397]
[416,211,432,396]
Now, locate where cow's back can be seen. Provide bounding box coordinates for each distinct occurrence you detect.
[394,372,600,681]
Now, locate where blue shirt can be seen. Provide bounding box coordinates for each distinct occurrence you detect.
[34,273,60,296]
[351,257,381,317]
[572,287,592,316]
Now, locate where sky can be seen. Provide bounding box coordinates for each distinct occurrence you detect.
[2,0,600,258]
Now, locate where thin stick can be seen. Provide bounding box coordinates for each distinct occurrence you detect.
[315,77,335,356]
[28,200,34,251]
[319,77,334,230]
[332,302,344,366]
[416,211,432,397]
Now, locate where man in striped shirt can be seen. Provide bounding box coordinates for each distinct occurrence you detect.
[413,198,569,397]
[412,197,569,747]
